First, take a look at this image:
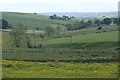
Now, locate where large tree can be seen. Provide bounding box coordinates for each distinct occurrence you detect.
[9,26,25,47]
[45,26,55,36]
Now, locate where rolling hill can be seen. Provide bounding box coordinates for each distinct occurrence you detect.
[2,12,77,29]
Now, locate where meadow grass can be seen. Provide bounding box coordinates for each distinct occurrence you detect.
[2,60,118,78]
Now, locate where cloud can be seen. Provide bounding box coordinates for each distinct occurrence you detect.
[1,0,118,5]
[0,0,119,12]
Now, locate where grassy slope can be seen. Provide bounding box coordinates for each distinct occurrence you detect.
[65,25,118,36]
[2,25,118,61]
[45,25,118,49]
[2,12,76,29]
[45,31,118,49]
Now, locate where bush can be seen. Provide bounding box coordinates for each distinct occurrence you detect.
[97,26,102,30]
[36,44,43,48]
[3,64,12,68]
[28,44,33,48]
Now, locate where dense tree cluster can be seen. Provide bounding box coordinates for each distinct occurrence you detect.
[101,18,112,25]
[50,14,74,20]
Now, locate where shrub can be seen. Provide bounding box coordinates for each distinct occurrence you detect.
[97,26,102,30]
[3,64,12,68]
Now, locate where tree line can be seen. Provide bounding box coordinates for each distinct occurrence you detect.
[50,14,74,20]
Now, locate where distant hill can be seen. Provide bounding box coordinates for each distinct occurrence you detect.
[2,12,75,29]
[41,11,118,18]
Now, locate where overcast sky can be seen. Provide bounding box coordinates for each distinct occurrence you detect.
[0,0,119,13]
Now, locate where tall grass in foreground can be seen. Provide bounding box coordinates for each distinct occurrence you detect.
[2,60,118,78]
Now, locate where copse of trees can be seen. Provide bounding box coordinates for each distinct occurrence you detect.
[101,18,112,25]
[65,17,119,31]
[50,14,74,20]
[100,17,119,25]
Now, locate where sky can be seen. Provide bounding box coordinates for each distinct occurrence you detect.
[0,0,119,13]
